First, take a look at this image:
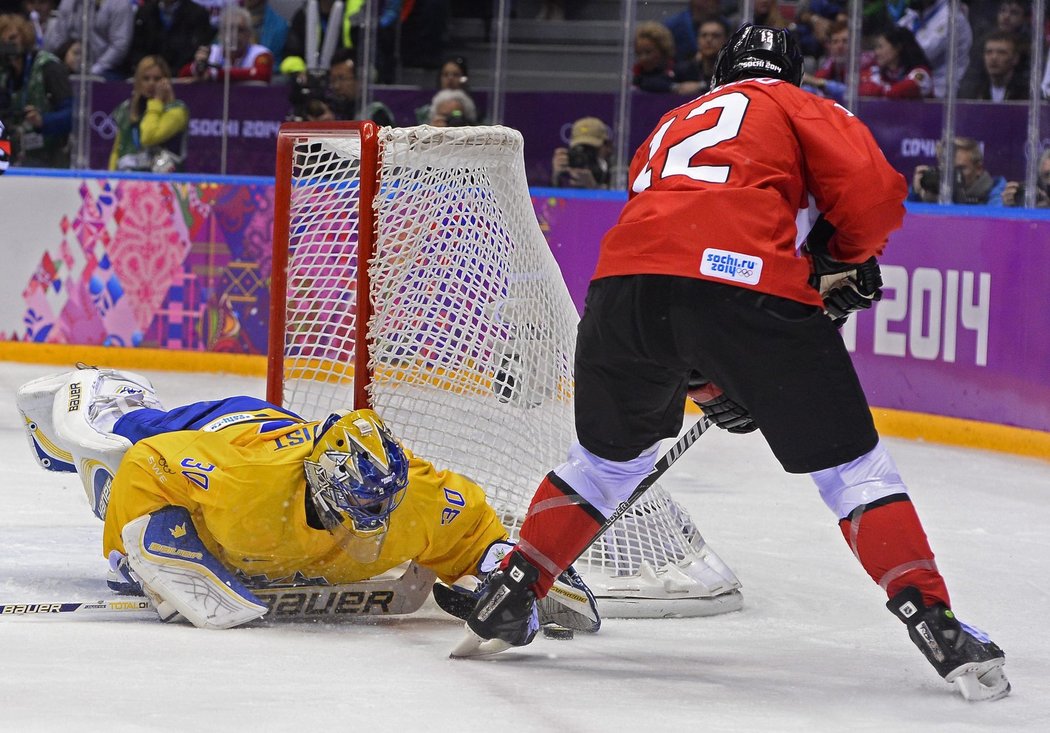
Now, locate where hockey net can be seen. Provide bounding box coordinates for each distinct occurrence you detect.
[268,122,741,617]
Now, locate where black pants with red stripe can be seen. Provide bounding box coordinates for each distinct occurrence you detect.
[573,274,878,473]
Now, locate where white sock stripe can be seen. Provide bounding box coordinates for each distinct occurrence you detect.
[516,539,563,578]
[529,494,586,516]
[878,559,939,592]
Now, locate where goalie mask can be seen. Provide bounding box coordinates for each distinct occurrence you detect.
[712,24,804,88]
[304,409,409,561]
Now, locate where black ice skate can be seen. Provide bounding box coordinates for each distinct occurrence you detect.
[888,586,1010,701]
[449,553,540,658]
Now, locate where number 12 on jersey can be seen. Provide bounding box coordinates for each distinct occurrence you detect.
[632,91,751,193]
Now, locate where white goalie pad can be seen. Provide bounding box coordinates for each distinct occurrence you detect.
[17,367,164,519]
[122,510,267,630]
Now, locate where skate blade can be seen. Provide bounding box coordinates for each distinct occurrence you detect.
[949,659,1011,702]
[449,626,513,659]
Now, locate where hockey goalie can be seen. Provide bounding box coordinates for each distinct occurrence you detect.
[15,365,602,632]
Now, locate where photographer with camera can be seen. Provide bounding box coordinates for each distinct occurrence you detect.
[550,116,611,189]
[910,137,1006,205]
[0,13,70,168]
[1002,148,1050,208]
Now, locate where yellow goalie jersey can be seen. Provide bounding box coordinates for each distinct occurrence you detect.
[102,408,507,587]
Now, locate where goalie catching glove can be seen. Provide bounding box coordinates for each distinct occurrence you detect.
[432,540,601,633]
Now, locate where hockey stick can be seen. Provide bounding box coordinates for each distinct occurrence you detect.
[450,416,713,658]
[1,563,437,623]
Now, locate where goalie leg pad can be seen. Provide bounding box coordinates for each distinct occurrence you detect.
[122,507,266,629]
[17,370,79,473]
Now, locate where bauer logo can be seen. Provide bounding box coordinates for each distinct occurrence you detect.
[700,249,762,285]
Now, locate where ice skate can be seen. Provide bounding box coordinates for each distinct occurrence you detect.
[888,586,1010,701]
[450,553,540,658]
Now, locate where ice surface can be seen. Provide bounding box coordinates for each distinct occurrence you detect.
[0,362,1046,731]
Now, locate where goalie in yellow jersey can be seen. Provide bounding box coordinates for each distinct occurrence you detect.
[16,366,600,634]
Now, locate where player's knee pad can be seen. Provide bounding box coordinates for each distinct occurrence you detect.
[122,506,267,630]
[809,440,908,519]
[553,441,660,518]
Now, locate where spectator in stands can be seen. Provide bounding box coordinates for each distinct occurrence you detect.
[324,49,394,125]
[427,88,476,127]
[179,6,273,84]
[22,0,56,48]
[54,37,79,74]
[633,21,677,94]
[284,0,356,73]
[415,55,469,124]
[859,25,933,98]
[663,0,726,65]
[245,0,288,67]
[535,0,567,20]
[1002,148,1050,207]
[959,30,1029,101]
[791,0,847,60]
[752,0,790,29]
[911,137,1007,205]
[897,0,972,97]
[550,115,611,189]
[673,17,728,97]
[0,13,70,167]
[109,55,188,172]
[42,0,132,80]
[803,19,856,103]
[124,0,214,80]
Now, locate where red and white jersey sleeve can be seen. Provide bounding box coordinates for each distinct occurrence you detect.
[593,78,907,306]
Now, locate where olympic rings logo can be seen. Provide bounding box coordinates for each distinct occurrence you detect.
[90,111,118,140]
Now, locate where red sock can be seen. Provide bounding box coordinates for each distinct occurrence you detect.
[838,496,950,608]
[509,473,605,597]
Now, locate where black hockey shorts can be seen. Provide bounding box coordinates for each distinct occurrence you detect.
[573,275,878,473]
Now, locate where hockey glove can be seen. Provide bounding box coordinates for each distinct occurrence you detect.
[807,230,883,324]
[688,381,757,434]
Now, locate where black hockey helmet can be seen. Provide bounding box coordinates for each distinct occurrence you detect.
[712,24,804,88]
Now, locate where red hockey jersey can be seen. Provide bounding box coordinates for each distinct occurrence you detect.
[594,78,907,306]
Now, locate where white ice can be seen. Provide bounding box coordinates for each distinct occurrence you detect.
[0,361,1046,732]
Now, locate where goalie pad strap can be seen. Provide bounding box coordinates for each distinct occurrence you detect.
[122,506,266,629]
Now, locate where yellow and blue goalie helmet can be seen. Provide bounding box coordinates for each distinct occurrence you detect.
[304,409,409,541]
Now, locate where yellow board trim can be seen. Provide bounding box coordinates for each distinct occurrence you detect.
[0,343,267,376]
[3,343,1046,462]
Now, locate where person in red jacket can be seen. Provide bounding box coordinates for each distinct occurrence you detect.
[456,24,1010,704]
[859,25,933,98]
[179,6,273,84]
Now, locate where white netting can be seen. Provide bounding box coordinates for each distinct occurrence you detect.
[274,125,740,616]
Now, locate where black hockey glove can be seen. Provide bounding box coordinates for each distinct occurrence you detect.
[809,254,883,323]
[688,381,757,434]
[804,213,883,324]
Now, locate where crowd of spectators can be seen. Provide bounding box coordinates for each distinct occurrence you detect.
[0,0,1046,208]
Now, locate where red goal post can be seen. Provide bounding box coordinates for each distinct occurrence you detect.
[267,122,742,618]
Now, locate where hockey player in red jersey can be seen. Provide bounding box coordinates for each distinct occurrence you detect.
[456,24,1009,702]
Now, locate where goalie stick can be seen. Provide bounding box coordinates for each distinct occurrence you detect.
[450,416,713,658]
[1,563,437,623]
